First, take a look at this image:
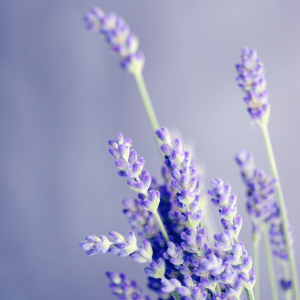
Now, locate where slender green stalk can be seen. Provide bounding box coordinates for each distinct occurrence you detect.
[259,123,299,300]
[245,288,256,300]
[216,283,221,295]
[133,71,163,156]
[253,238,260,300]
[262,226,279,300]
[171,291,181,300]
[152,210,170,243]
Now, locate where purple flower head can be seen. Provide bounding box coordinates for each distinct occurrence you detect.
[179,210,202,232]
[137,190,160,212]
[131,239,153,263]
[144,258,166,279]
[84,7,144,73]
[224,278,243,298]
[79,234,113,256]
[161,278,181,293]
[236,47,269,121]
[163,241,184,266]
[238,267,256,289]
[280,278,292,292]
[196,251,224,277]
[108,230,139,257]
[122,197,158,238]
[181,227,205,254]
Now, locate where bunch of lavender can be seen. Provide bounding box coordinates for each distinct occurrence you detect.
[80,127,257,300]
[77,6,299,300]
[235,49,299,299]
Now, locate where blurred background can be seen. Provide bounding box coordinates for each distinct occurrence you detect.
[1,0,300,299]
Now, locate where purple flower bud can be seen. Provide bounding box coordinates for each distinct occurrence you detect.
[144,258,166,279]
[155,128,172,145]
[161,144,173,156]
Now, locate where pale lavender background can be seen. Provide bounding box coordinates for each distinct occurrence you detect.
[0,0,300,299]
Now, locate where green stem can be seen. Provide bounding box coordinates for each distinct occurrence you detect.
[133,71,163,156]
[171,291,181,300]
[216,283,221,295]
[262,226,279,300]
[245,288,256,300]
[259,123,299,300]
[253,238,260,300]
[152,210,170,243]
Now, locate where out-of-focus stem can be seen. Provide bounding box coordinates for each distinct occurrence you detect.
[216,283,221,295]
[253,238,260,300]
[262,225,279,300]
[245,288,255,300]
[171,291,181,300]
[259,123,299,300]
[133,71,163,157]
[152,210,170,243]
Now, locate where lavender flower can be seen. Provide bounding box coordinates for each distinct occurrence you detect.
[106,271,151,300]
[235,149,277,231]
[236,149,294,294]
[203,178,256,297]
[144,258,166,279]
[83,7,145,73]
[236,47,269,121]
[122,197,158,238]
[79,230,154,263]
[108,132,154,196]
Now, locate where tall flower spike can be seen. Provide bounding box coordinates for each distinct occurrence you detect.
[235,149,277,226]
[83,7,145,73]
[236,47,269,122]
[109,133,171,244]
[204,178,256,298]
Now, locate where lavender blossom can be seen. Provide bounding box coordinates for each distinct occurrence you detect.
[235,149,277,228]
[236,149,293,294]
[155,128,202,230]
[79,230,154,263]
[122,197,158,238]
[108,132,152,197]
[202,178,256,297]
[144,258,166,279]
[106,271,151,300]
[83,7,145,73]
[236,47,269,121]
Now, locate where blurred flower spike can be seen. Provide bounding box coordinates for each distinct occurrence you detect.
[83,6,145,73]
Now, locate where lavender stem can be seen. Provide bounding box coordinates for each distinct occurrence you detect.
[262,225,279,300]
[259,123,299,300]
[170,291,181,300]
[152,210,170,243]
[246,288,256,300]
[133,71,163,158]
[253,238,260,300]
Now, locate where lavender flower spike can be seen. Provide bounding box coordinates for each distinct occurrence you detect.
[236,47,270,123]
[83,7,145,73]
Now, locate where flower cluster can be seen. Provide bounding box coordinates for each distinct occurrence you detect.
[235,47,269,121]
[79,6,299,300]
[84,6,145,73]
